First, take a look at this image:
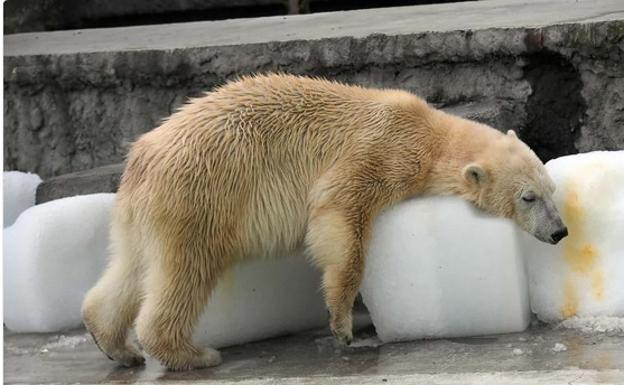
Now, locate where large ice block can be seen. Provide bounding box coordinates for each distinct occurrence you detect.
[521,151,624,322]
[4,192,327,341]
[4,194,116,332]
[360,197,530,342]
[3,171,42,227]
[193,255,327,348]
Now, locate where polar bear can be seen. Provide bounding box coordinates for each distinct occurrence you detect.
[82,74,567,370]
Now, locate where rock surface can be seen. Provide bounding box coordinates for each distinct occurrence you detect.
[4,0,624,178]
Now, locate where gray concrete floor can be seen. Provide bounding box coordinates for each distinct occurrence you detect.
[5,321,624,384]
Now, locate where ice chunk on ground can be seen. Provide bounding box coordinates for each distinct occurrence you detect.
[3,171,42,227]
[552,343,567,352]
[360,197,530,342]
[521,151,624,323]
[40,334,90,351]
[3,194,115,332]
[558,316,624,335]
[349,336,383,348]
[193,254,328,348]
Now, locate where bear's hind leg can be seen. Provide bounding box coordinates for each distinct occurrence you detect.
[135,233,223,371]
[82,217,145,367]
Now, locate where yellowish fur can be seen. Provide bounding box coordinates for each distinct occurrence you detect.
[82,73,548,370]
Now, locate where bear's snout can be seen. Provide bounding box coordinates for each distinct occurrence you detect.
[550,226,568,244]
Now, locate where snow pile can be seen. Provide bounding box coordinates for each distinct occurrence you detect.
[40,334,91,352]
[3,194,115,332]
[349,336,383,348]
[558,316,624,335]
[360,197,530,342]
[521,151,624,323]
[3,171,42,227]
[193,254,327,348]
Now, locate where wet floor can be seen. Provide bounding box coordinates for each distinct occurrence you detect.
[5,323,624,384]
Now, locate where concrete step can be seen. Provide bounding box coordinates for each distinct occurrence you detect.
[35,164,124,204]
[5,0,624,178]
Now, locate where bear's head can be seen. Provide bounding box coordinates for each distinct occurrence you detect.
[462,129,568,244]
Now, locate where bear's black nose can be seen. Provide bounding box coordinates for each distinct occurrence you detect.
[551,227,568,244]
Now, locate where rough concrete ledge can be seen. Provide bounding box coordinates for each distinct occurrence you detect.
[35,163,124,204]
[4,0,624,177]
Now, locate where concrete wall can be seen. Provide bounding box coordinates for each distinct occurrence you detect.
[4,0,290,34]
[5,0,624,178]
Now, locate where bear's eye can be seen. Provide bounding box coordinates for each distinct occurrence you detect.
[522,195,536,203]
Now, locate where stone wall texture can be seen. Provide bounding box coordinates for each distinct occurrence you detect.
[4,7,624,178]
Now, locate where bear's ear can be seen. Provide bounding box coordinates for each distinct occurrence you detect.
[463,163,487,185]
[507,129,517,138]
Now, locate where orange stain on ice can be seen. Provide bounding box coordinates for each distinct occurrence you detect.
[560,184,604,318]
[562,189,593,273]
[592,270,605,300]
[568,244,599,274]
[562,278,579,318]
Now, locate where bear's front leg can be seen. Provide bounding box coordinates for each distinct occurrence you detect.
[322,256,363,345]
[306,192,377,345]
